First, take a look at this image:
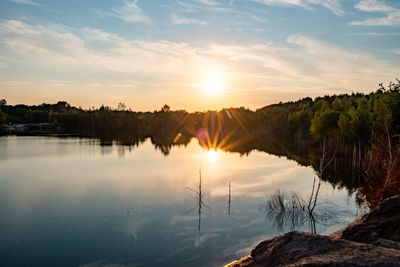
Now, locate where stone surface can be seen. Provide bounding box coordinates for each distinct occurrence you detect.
[338,195,400,246]
[225,195,400,267]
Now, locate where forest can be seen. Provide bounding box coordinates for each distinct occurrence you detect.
[1,80,399,208]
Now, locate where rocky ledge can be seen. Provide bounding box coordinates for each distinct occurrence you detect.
[226,195,400,267]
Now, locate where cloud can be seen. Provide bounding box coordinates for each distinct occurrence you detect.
[354,0,395,13]
[47,80,74,87]
[0,80,31,86]
[366,32,400,36]
[345,31,400,36]
[195,0,220,5]
[351,0,400,26]
[175,1,268,23]
[7,0,42,6]
[110,0,151,24]
[251,0,345,16]
[171,14,208,25]
[0,20,399,110]
[392,49,400,55]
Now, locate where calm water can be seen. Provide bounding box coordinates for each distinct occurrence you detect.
[0,136,361,266]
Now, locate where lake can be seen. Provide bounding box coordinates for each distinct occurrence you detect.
[0,136,363,266]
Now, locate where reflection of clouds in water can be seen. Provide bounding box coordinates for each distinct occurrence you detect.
[123,202,163,242]
[173,204,267,251]
[79,260,127,267]
[152,246,192,266]
[189,147,315,200]
[124,218,143,242]
[169,215,198,225]
[221,234,271,258]
[118,199,270,265]
[194,233,220,247]
[210,164,314,198]
[186,216,269,266]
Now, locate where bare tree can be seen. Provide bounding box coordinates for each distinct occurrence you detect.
[263,138,340,233]
[117,102,126,111]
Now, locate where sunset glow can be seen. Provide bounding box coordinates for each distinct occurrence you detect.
[203,70,225,97]
[1,0,399,110]
[0,1,399,110]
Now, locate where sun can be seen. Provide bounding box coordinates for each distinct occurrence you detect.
[207,150,218,162]
[202,68,225,97]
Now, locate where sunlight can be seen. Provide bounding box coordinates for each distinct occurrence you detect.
[207,149,218,162]
[202,68,225,97]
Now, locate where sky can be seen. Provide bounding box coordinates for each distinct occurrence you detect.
[0,0,399,111]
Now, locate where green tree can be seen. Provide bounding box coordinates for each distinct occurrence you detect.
[338,113,353,140]
[351,98,371,140]
[310,109,340,139]
[287,107,312,144]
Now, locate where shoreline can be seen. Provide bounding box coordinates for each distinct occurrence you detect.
[225,195,400,266]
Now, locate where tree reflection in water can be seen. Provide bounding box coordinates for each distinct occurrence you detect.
[261,185,350,233]
[262,139,351,233]
[228,180,232,217]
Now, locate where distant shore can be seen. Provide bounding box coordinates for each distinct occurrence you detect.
[2,123,57,134]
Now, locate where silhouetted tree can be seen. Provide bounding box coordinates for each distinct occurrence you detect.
[0,109,6,125]
[117,102,126,111]
[162,104,170,112]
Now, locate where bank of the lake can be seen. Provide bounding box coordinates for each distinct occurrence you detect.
[226,194,400,267]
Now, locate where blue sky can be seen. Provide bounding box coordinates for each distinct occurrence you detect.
[0,0,399,111]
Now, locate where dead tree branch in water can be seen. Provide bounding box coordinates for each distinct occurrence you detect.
[186,168,210,232]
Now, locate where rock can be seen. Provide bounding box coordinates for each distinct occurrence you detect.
[225,195,400,267]
[338,195,400,247]
[226,231,400,267]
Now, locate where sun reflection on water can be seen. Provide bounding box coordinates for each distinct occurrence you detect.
[207,150,218,162]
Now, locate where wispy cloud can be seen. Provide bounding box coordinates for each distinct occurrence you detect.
[366,32,400,36]
[250,0,345,16]
[392,49,400,55]
[346,31,400,36]
[171,14,208,25]
[0,80,31,86]
[354,0,395,13]
[7,0,42,6]
[110,0,151,24]
[195,0,220,6]
[175,1,268,24]
[0,20,398,109]
[351,0,400,26]
[48,80,74,87]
